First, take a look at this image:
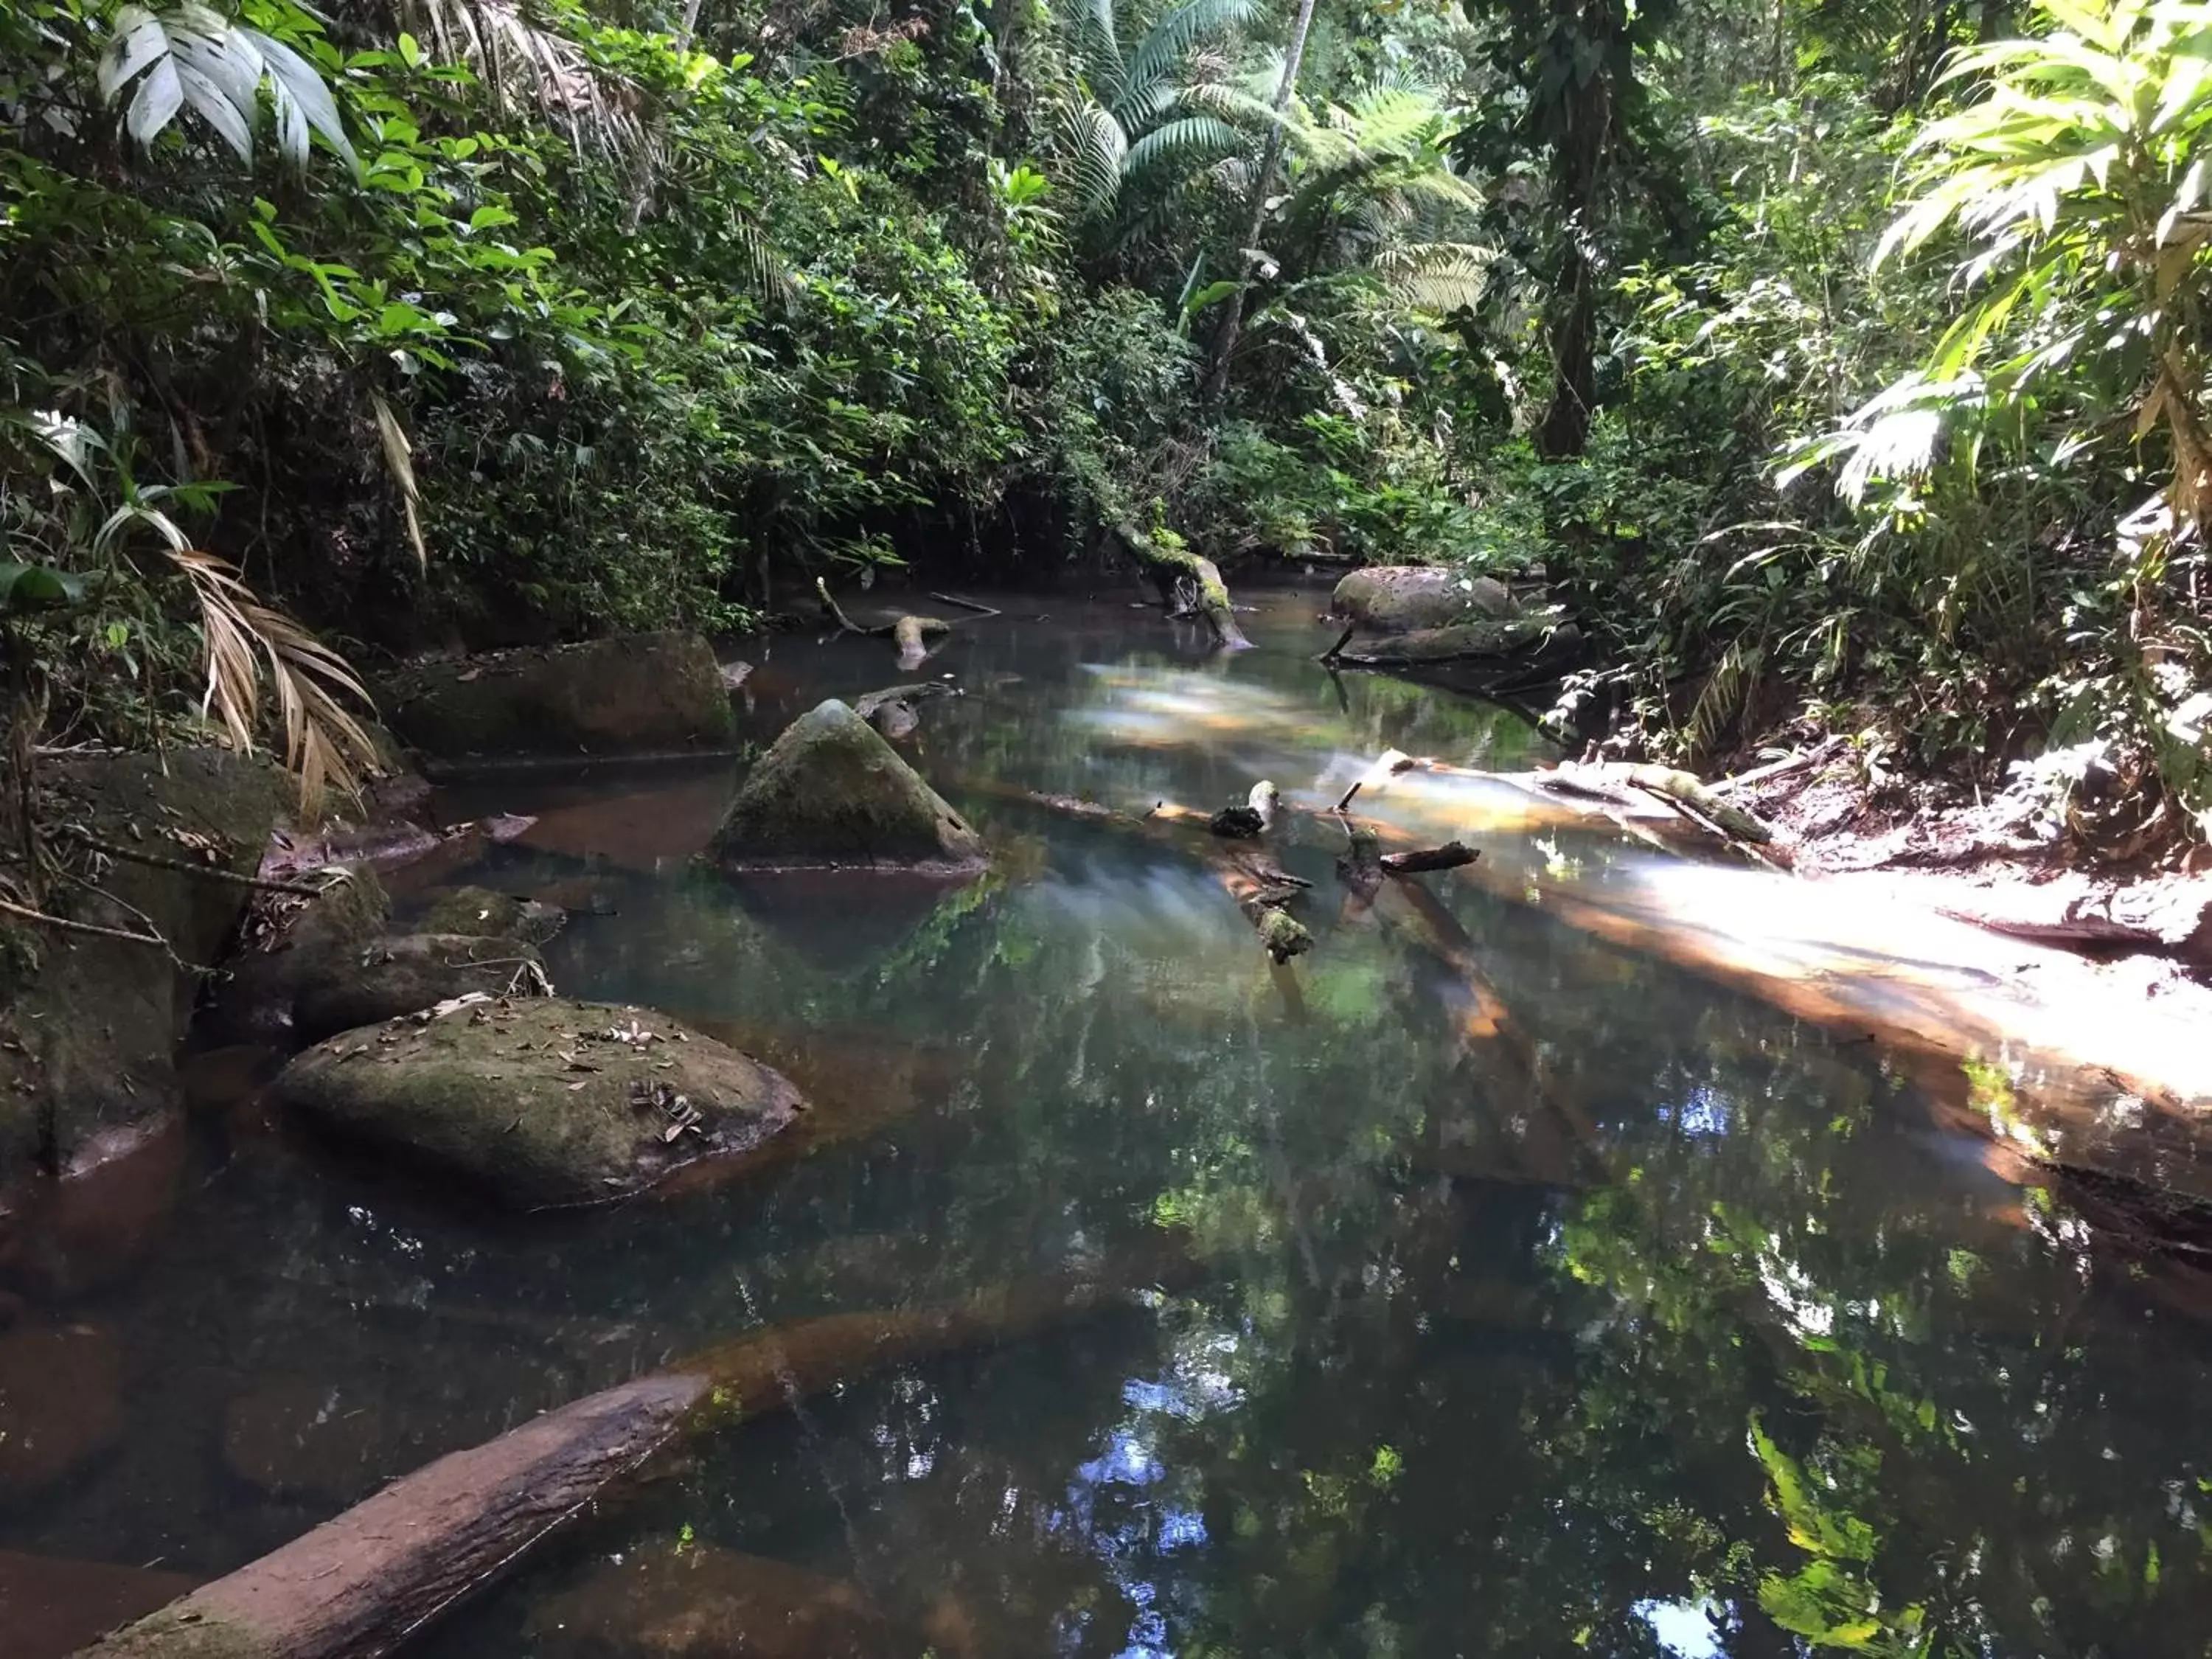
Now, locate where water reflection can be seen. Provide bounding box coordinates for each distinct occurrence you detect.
[7,589,2212,1658]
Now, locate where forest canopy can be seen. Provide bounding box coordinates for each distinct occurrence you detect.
[2,0,2209,846]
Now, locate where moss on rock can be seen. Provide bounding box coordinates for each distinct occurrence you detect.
[1332,566,1518,634]
[1,749,286,1184]
[416,886,566,945]
[374,633,736,764]
[709,700,986,872]
[272,998,804,1208]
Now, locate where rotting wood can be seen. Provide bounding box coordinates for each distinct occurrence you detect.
[1621,765,1780,846]
[1380,841,1478,876]
[73,1261,1180,1659]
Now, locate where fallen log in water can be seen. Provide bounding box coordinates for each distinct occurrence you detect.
[815,580,954,669]
[74,1262,1174,1659]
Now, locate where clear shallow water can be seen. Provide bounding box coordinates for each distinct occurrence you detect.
[10,588,2212,1658]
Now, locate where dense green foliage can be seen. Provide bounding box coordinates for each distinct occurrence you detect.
[1,0,2208,846]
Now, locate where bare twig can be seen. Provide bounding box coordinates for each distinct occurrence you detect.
[52,826,330,894]
[928,591,1002,618]
[0,893,177,954]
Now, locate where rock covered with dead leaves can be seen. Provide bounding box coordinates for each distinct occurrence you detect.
[271,998,804,1208]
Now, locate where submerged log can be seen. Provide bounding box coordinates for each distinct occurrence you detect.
[74,1263,1175,1659]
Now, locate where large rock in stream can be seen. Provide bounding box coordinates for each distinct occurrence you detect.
[271,998,804,1208]
[0,749,286,1190]
[1332,566,1519,634]
[373,633,736,766]
[710,699,986,873]
[201,869,551,1049]
[1328,566,1582,673]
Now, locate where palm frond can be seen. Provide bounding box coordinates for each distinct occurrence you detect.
[370,392,427,571]
[1076,0,1125,96]
[1060,100,1130,209]
[98,1,355,169]
[392,0,645,159]
[1119,0,1258,114]
[165,550,380,817]
[1122,114,1242,185]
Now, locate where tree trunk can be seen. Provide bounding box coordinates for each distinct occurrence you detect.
[1199,0,1321,406]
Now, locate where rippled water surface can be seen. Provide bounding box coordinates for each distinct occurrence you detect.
[11,586,2212,1659]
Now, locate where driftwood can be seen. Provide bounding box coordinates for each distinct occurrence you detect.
[1380,841,1478,876]
[815,580,954,669]
[1109,519,1251,651]
[77,1266,1170,1659]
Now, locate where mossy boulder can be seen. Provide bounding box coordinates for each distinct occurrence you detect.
[374,633,737,765]
[198,866,392,1046]
[1332,566,1517,634]
[272,998,804,1208]
[415,886,566,944]
[0,749,286,1185]
[709,700,985,872]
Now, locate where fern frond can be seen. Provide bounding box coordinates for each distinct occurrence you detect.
[1371,241,1495,314]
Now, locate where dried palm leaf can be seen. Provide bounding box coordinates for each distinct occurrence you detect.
[371,391,427,571]
[166,549,380,818]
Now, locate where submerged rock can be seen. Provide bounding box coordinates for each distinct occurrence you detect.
[0,1322,123,1506]
[374,633,737,765]
[0,748,286,1187]
[0,1548,200,1658]
[709,700,985,872]
[414,886,566,945]
[272,998,804,1208]
[529,1540,905,1659]
[1332,566,1517,634]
